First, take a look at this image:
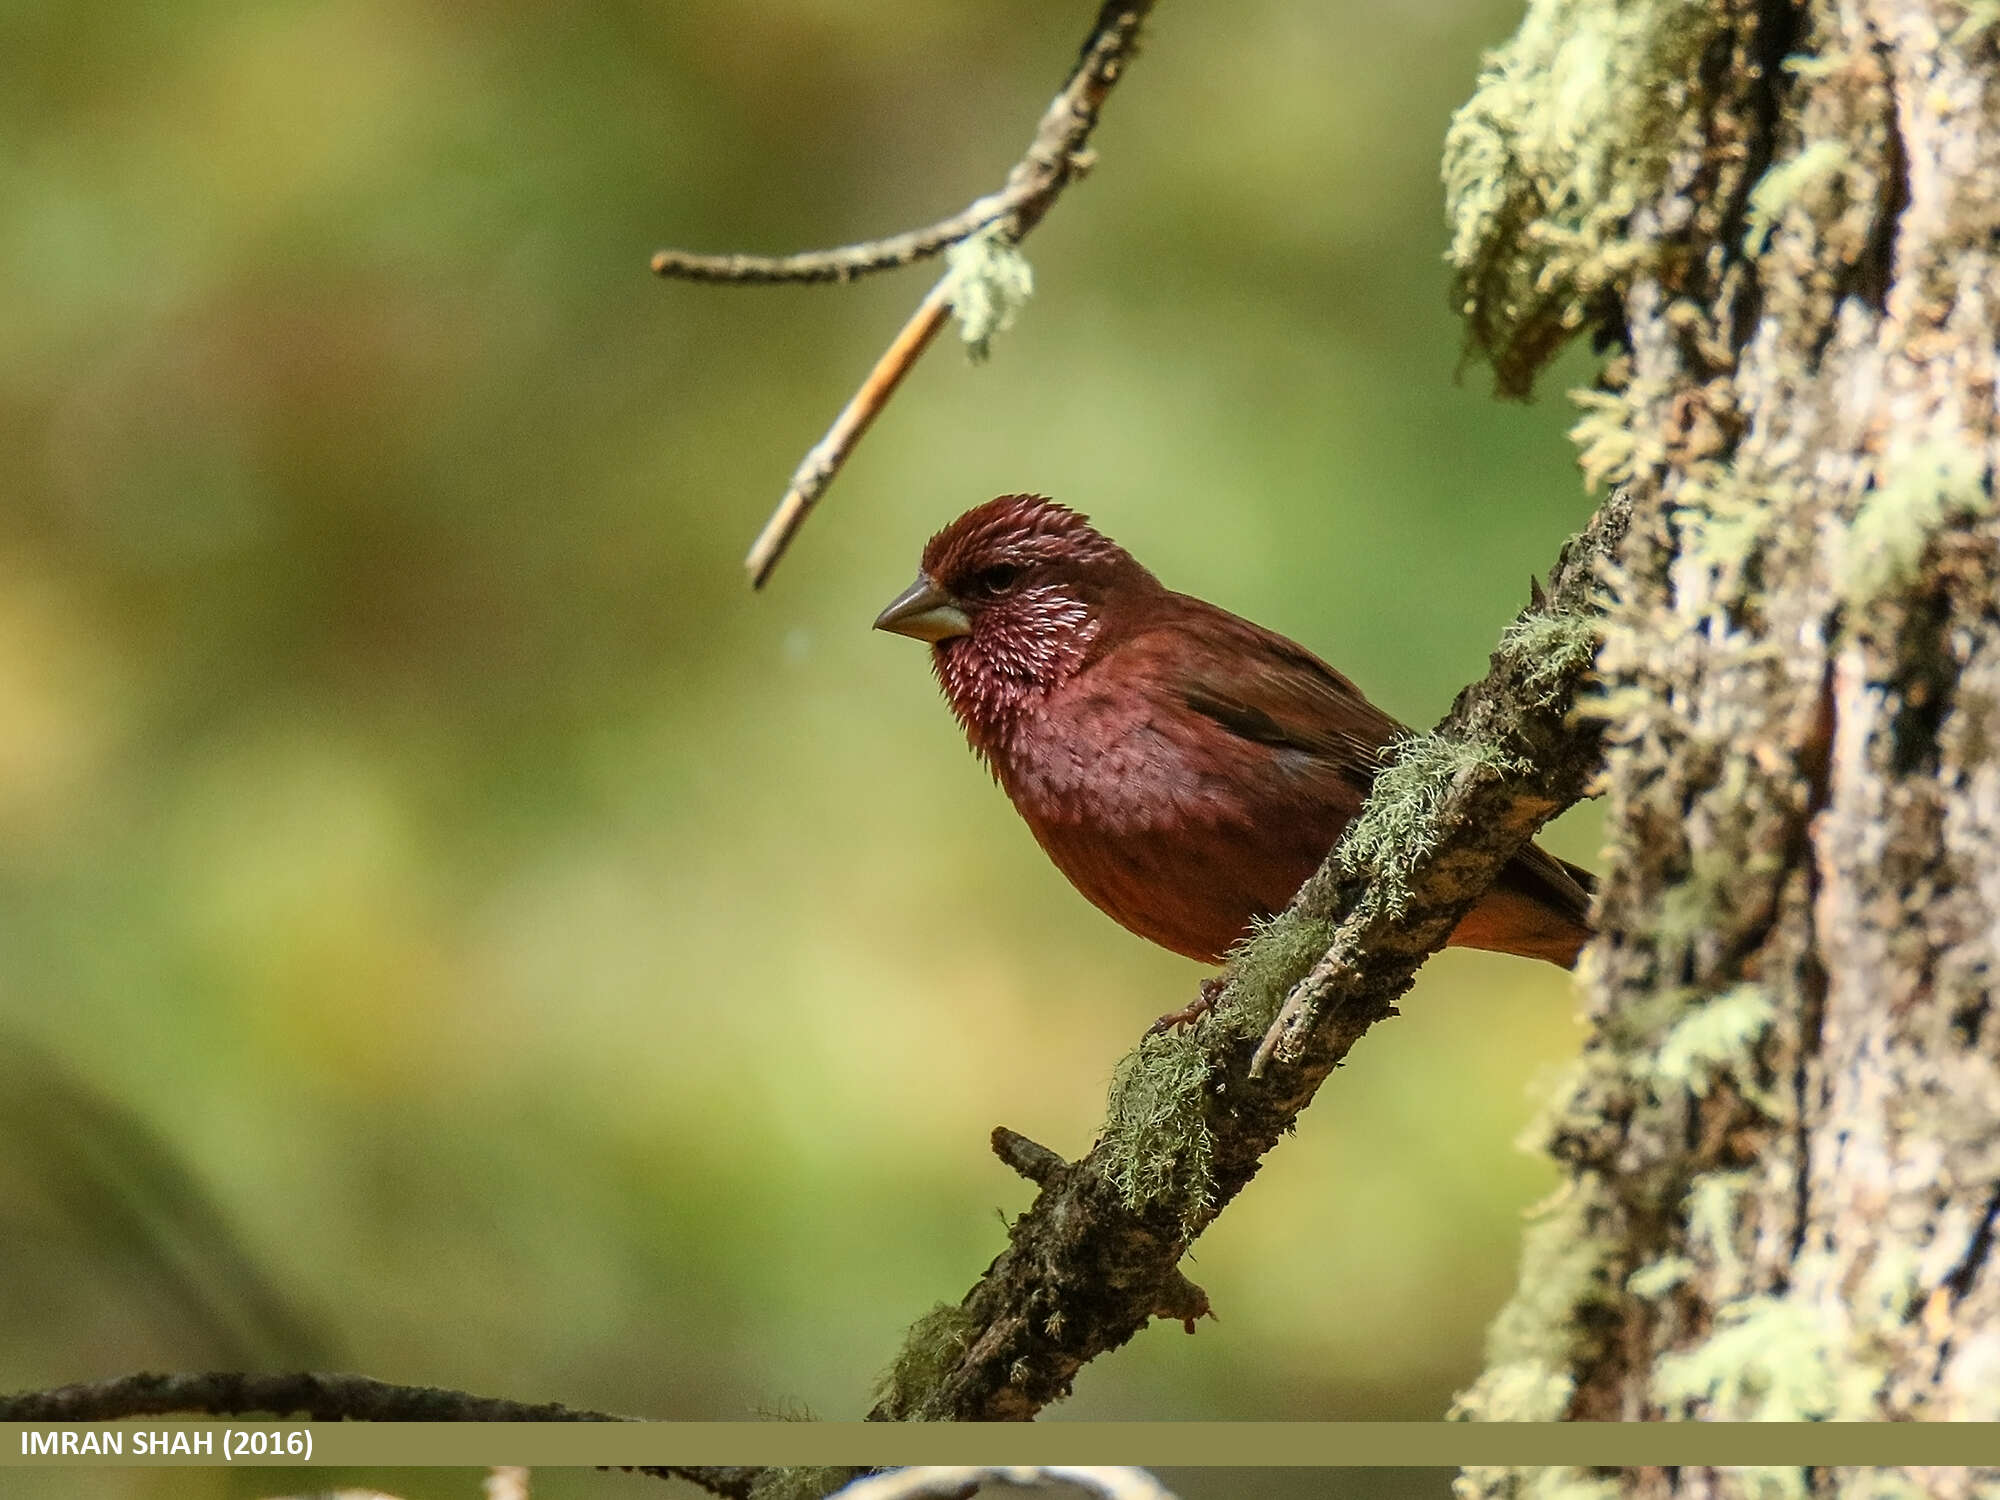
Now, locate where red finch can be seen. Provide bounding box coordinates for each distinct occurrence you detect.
[874,495,1593,999]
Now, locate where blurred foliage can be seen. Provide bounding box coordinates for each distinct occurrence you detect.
[0,0,1606,1460]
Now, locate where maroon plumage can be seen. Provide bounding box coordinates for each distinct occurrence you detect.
[875,495,1593,972]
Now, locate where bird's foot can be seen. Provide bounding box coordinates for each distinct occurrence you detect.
[1147,976,1228,1038]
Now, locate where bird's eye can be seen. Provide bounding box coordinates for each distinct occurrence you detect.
[975,563,1022,594]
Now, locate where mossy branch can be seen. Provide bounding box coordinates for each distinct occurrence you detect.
[5,499,1625,1450]
[867,489,1629,1423]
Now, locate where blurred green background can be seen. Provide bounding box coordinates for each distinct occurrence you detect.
[0,0,1602,1466]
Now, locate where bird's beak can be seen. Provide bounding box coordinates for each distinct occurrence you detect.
[873,573,973,642]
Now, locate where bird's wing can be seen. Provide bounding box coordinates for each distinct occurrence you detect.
[1498,842,1597,928]
[1123,595,1407,790]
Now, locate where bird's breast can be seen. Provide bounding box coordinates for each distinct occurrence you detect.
[996,691,1235,834]
[986,686,1354,962]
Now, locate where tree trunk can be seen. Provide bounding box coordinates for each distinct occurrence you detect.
[1443,0,2000,1484]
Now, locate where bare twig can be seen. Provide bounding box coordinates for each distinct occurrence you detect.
[0,1370,628,1423]
[650,188,1036,287]
[990,1126,1068,1185]
[653,0,1154,588]
[743,280,952,586]
[651,0,1147,287]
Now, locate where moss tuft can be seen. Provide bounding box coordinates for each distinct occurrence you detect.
[1842,434,1993,606]
[1101,1030,1216,1224]
[1341,734,1526,914]
[1652,982,1778,1109]
[1653,1294,1839,1419]
[1953,0,2000,45]
[1499,610,1600,706]
[1625,1253,1695,1298]
[1101,904,1346,1224]
[1452,1181,1622,1422]
[1683,1170,1754,1283]
[1442,0,1724,395]
[1569,388,1639,490]
[1216,909,1338,1041]
[1741,140,1852,254]
[870,1301,982,1417]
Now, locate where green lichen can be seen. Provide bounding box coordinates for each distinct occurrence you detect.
[748,1470,862,1500]
[1569,388,1639,490]
[944,224,1034,362]
[1216,909,1337,1041]
[1652,982,1778,1108]
[1683,1169,1754,1282]
[1741,140,1852,254]
[1573,682,1657,724]
[1649,846,1746,975]
[1652,1294,1839,1419]
[1499,610,1600,706]
[1671,454,1785,585]
[1100,910,1338,1223]
[1678,495,1770,581]
[871,1301,981,1418]
[1842,434,1993,606]
[1953,0,2000,45]
[1452,1181,1622,1422]
[1341,734,1526,914]
[1443,0,1724,395]
[1779,51,1845,80]
[1851,1243,1924,1330]
[1625,1253,1695,1298]
[1663,1201,1910,1422]
[1101,1030,1216,1223]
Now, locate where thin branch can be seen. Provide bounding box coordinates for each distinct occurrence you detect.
[865,492,1631,1422]
[651,1,1147,287]
[649,187,1035,287]
[0,1370,628,1423]
[743,280,952,587]
[658,0,1155,588]
[990,1126,1068,1185]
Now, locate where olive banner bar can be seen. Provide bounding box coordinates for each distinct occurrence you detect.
[4,1421,1998,1468]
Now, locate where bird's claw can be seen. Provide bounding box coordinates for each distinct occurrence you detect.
[1147,976,1229,1037]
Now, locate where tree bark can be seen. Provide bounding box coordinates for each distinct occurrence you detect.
[1445,0,2000,1488]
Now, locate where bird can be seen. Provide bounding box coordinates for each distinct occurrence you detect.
[873,495,1594,1020]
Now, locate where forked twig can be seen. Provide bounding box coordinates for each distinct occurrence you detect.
[648,2,1155,588]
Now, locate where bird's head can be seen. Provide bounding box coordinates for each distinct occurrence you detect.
[875,494,1160,738]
